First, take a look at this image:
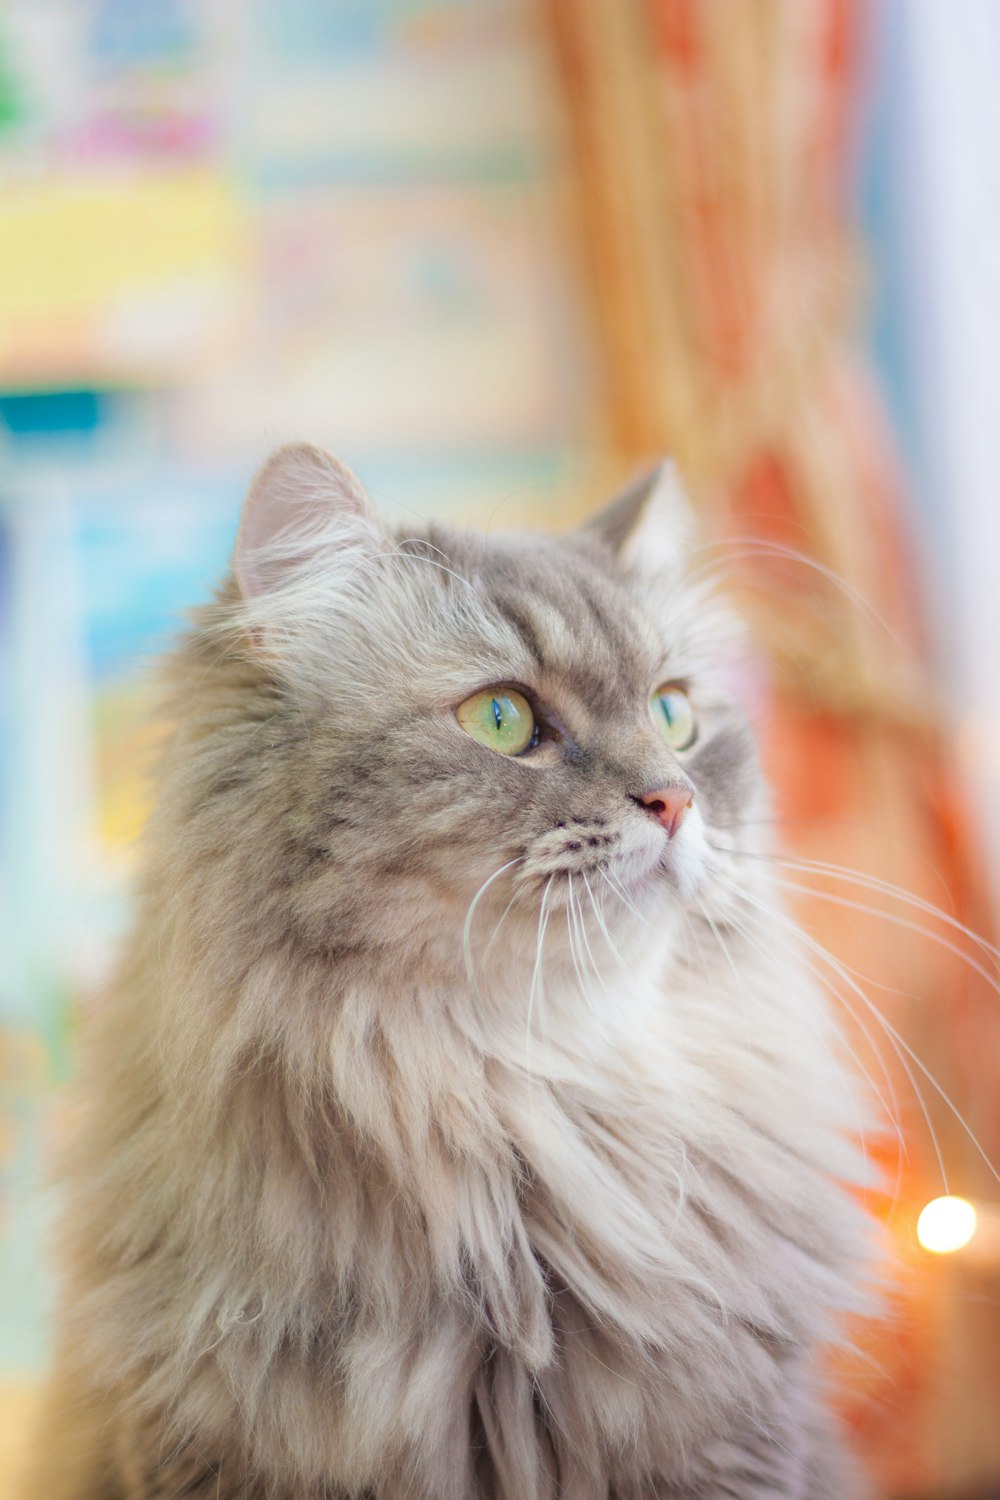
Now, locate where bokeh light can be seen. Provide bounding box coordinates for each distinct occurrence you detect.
[916,1196,978,1255]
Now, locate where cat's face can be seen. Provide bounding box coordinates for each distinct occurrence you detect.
[220,445,763,973]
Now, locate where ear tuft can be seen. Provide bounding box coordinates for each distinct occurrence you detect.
[234,442,376,600]
[584,460,695,576]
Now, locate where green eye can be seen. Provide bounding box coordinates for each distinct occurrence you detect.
[456,687,536,756]
[650,683,697,751]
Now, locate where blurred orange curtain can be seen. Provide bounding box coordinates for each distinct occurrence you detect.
[542,0,1000,1494]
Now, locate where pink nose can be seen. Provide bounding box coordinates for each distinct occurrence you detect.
[636,786,693,838]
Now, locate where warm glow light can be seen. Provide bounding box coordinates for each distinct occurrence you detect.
[916,1196,978,1254]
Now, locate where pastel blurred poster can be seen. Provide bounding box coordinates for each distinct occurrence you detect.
[192,182,568,456]
[0,173,248,390]
[0,0,224,166]
[0,0,246,390]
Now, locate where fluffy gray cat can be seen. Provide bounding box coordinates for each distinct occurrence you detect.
[25,445,875,1499]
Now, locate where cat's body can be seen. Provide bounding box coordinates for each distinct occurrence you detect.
[26,448,874,1499]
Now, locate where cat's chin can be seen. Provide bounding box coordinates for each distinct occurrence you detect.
[619,802,710,906]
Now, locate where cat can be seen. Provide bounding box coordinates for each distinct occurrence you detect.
[23,444,876,1499]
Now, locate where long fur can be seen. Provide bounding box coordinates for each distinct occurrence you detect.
[24,452,877,1499]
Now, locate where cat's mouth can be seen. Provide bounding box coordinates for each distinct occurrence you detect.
[517,809,706,908]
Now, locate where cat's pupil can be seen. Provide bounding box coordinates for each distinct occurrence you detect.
[492,698,503,731]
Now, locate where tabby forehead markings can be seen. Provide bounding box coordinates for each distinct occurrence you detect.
[479,590,658,735]
[489,599,546,670]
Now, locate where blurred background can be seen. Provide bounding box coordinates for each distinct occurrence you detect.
[1,2,999,1496]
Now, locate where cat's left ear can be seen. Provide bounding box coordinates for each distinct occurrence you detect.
[583,460,695,575]
[234,442,382,600]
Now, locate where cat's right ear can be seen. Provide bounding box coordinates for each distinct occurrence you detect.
[582,460,694,577]
[234,442,380,601]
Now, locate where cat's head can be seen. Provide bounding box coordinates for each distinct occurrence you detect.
[201,443,764,988]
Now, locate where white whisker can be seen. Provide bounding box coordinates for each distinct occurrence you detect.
[766,872,1000,1000]
[600,865,652,926]
[720,877,1000,1193]
[694,896,753,1051]
[565,875,593,1007]
[720,876,946,1189]
[574,878,616,1004]
[462,857,523,996]
[583,872,630,973]
[684,535,901,646]
[483,885,524,961]
[702,896,904,1206]
[710,843,1000,972]
[525,876,554,1073]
